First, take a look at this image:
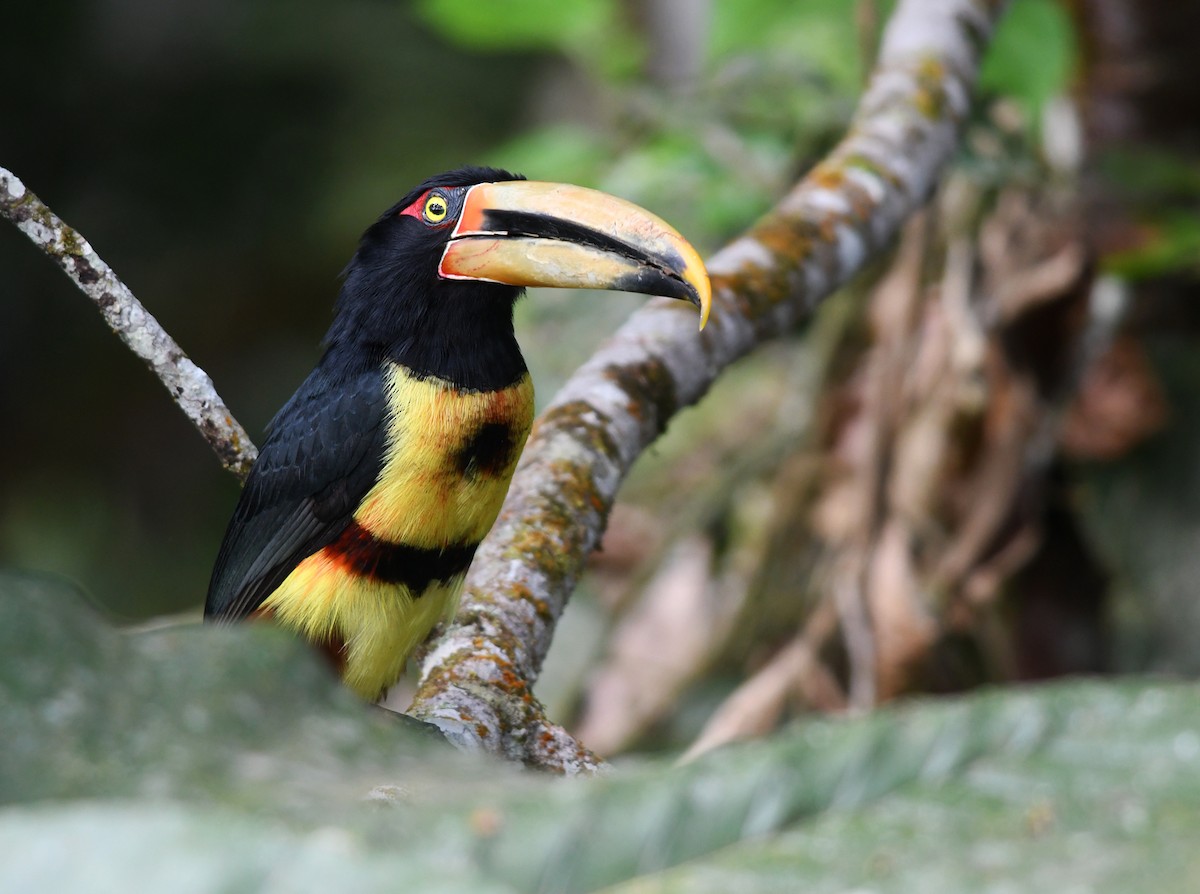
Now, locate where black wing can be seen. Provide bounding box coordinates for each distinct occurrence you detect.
[205,366,388,621]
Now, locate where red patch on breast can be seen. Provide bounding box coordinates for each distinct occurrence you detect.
[325,520,383,576]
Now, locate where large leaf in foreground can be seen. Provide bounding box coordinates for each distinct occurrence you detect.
[1,574,1196,892]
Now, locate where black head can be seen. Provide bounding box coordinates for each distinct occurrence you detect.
[358,165,526,282]
[324,166,528,389]
[319,165,711,388]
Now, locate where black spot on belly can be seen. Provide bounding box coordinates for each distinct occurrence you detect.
[455,421,518,478]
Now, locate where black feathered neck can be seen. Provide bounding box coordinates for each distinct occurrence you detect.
[320,167,529,392]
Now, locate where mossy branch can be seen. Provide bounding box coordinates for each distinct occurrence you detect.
[409,0,1009,771]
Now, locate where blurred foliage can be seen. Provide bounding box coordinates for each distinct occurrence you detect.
[1,0,870,621]
[978,0,1076,120]
[4,576,1200,892]
[416,0,641,80]
[1097,148,1200,279]
[1103,211,1200,280]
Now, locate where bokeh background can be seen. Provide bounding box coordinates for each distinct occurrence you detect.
[6,0,1200,755]
[2,0,859,622]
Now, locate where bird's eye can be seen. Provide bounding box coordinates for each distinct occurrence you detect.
[424,194,449,223]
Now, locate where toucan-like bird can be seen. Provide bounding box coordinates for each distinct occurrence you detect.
[206,167,710,701]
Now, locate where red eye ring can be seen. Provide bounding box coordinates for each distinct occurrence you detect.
[399,189,430,221]
[399,189,455,227]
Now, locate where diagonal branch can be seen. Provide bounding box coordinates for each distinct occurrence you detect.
[0,167,258,480]
[410,0,1009,772]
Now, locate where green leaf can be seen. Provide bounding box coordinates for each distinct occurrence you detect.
[414,0,613,51]
[611,684,1200,893]
[2,574,1198,892]
[1102,211,1200,280]
[980,0,1077,114]
[412,0,640,77]
[1090,148,1200,279]
[709,0,867,91]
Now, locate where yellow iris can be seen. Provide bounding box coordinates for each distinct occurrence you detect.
[424,193,448,223]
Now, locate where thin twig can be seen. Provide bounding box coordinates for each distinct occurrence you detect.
[0,167,257,480]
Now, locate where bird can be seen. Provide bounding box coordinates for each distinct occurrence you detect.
[205,166,710,702]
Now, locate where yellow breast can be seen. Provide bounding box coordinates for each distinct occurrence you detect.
[356,364,536,547]
[263,363,535,700]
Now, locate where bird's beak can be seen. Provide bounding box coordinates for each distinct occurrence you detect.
[438,181,711,330]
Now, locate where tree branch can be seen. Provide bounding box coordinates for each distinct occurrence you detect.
[0,167,258,480]
[409,0,1008,772]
